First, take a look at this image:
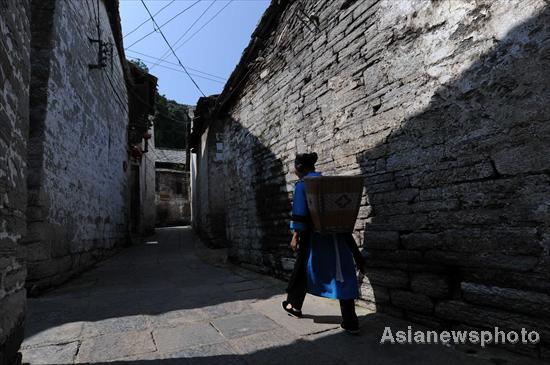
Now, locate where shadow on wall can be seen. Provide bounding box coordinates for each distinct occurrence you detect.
[222,116,293,277]
[355,5,550,355]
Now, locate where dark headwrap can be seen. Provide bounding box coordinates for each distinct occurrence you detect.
[295,152,318,173]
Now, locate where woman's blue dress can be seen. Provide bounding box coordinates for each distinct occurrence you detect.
[290,172,359,300]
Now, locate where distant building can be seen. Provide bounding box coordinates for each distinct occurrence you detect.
[155,148,190,227]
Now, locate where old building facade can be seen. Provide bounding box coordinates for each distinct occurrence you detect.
[128,62,158,238]
[155,148,191,227]
[25,0,132,293]
[191,0,550,358]
[189,96,228,247]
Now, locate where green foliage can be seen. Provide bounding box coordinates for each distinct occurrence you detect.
[128,58,189,150]
[154,93,191,150]
[128,58,149,72]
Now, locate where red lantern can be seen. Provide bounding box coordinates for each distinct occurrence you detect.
[143,131,152,140]
[131,146,142,159]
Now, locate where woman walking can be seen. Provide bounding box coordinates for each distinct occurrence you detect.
[283,152,365,334]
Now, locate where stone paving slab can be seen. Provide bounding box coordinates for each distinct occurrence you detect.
[167,342,246,365]
[223,280,267,293]
[76,330,157,363]
[153,322,226,354]
[20,227,549,365]
[199,300,255,320]
[251,293,360,336]
[228,327,300,354]
[152,308,209,328]
[80,315,152,338]
[210,313,281,339]
[21,342,79,365]
[23,321,85,349]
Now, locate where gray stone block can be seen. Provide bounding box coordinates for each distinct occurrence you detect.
[210,313,281,339]
[435,300,550,340]
[153,323,225,353]
[171,342,246,365]
[390,290,434,314]
[401,232,443,250]
[411,273,450,298]
[77,330,156,363]
[22,342,78,365]
[424,250,539,271]
[363,268,409,288]
[363,230,399,250]
[492,143,550,175]
[461,282,550,317]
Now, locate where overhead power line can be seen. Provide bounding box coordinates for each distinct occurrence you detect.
[133,58,225,84]
[126,0,201,49]
[174,0,234,50]
[126,49,226,81]
[150,0,216,71]
[139,0,206,97]
[150,0,234,71]
[123,0,175,39]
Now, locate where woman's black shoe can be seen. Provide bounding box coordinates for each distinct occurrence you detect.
[340,322,359,334]
[282,301,303,318]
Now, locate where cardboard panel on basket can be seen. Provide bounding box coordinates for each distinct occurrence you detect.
[303,176,364,233]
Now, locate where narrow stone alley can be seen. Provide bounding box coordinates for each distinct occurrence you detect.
[20,228,544,365]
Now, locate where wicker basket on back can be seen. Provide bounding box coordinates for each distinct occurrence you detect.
[303,175,364,233]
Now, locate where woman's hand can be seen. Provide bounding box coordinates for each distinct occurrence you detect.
[290,232,299,252]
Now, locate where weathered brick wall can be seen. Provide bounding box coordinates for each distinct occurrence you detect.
[218,0,550,357]
[139,131,156,236]
[156,170,190,226]
[202,121,228,246]
[25,0,130,292]
[0,1,30,362]
[197,129,211,233]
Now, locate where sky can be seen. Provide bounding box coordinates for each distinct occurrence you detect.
[119,0,270,106]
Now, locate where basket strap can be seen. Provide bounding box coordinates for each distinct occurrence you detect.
[333,233,344,283]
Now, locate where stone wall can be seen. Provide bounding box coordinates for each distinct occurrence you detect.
[206,0,550,358]
[0,1,31,362]
[25,0,130,292]
[190,97,229,247]
[155,170,190,226]
[140,137,157,236]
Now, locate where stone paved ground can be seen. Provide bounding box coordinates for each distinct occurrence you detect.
[21,227,546,365]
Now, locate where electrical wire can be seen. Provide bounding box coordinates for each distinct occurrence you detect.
[149,64,225,84]
[149,0,216,71]
[90,56,190,148]
[139,0,206,97]
[126,50,226,81]
[125,0,201,49]
[174,0,234,50]
[129,57,225,84]
[150,0,234,71]
[104,71,129,115]
[123,0,176,39]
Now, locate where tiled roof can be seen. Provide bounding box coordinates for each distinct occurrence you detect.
[155,148,186,164]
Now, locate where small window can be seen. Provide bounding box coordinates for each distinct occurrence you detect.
[176,182,183,195]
